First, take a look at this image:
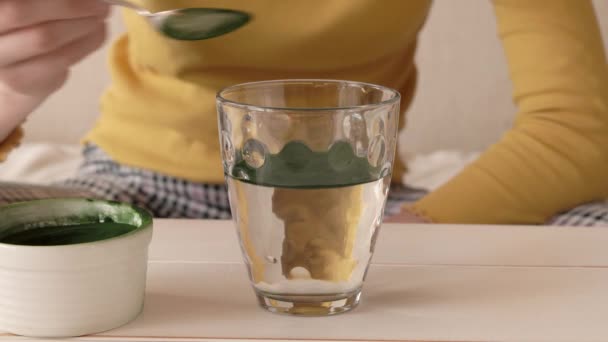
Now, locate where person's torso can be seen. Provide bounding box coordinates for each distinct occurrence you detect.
[89,0,432,182]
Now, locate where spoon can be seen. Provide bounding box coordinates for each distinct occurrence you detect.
[103,0,251,40]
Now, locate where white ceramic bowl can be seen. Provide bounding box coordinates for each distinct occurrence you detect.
[0,198,153,337]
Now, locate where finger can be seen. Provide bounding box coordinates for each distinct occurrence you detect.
[0,0,109,33]
[0,23,107,94]
[0,16,108,67]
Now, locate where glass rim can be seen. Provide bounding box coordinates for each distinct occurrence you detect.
[216,79,401,112]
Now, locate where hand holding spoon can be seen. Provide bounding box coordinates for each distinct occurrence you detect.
[103,0,251,40]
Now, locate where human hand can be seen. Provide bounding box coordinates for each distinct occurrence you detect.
[0,0,110,140]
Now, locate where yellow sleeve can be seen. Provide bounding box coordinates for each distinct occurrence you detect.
[411,0,608,224]
[0,126,23,162]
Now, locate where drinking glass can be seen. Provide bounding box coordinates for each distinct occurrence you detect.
[216,79,400,315]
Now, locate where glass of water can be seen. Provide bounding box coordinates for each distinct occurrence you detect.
[217,80,400,315]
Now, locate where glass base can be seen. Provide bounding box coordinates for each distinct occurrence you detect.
[255,289,361,316]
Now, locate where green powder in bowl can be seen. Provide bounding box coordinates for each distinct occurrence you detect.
[0,198,151,246]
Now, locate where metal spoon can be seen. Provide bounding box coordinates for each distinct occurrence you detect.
[103,0,251,40]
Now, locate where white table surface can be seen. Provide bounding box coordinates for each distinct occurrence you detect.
[2,220,608,342]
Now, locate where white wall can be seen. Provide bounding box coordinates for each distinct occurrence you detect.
[403,0,608,154]
[23,1,608,154]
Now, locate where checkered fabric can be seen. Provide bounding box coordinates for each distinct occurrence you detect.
[548,201,608,227]
[385,183,428,216]
[1,144,607,225]
[0,183,92,206]
[56,145,232,219]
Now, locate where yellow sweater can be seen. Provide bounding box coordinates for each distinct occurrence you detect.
[87,0,608,224]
